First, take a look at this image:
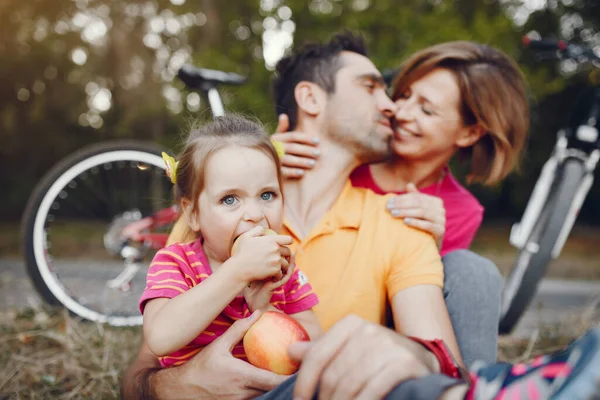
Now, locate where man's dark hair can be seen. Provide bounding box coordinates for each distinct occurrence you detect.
[271,31,367,130]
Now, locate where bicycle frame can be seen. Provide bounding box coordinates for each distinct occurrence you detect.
[510,130,600,259]
[101,81,229,291]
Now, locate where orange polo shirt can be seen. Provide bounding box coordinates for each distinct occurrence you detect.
[283,181,443,331]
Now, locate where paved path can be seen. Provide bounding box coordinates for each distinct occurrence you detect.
[1,258,598,338]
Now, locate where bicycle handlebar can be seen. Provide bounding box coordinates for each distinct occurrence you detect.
[522,36,568,52]
[523,35,600,64]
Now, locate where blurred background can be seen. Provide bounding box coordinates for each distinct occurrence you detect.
[1,0,600,398]
[2,0,600,225]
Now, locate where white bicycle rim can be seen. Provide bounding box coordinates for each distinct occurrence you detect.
[32,150,165,326]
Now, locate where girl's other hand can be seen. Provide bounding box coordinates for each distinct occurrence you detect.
[386,183,446,249]
[231,226,293,284]
[272,114,321,179]
[244,257,296,313]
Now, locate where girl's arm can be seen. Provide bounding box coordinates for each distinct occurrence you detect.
[143,265,247,357]
[289,310,322,340]
[390,285,464,367]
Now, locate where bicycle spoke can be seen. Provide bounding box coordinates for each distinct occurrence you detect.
[25,145,169,326]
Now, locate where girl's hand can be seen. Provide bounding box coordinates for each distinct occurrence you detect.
[230,226,293,284]
[244,257,295,313]
[386,183,446,249]
[271,114,321,179]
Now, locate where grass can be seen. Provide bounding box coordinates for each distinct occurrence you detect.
[471,222,600,280]
[1,220,598,397]
[0,307,140,399]
[0,306,598,399]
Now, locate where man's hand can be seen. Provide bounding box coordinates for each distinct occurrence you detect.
[288,315,439,400]
[271,114,321,179]
[386,183,446,249]
[146,311,288,400]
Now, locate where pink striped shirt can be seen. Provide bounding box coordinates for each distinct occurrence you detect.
[139,239,319,368]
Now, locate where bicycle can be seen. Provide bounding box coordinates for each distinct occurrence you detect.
[20,65,246,326]
[499,37,600,334]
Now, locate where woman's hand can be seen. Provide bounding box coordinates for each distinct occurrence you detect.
[230,226,292,283]
[386,183,446,249]
[271,114,321,179]
[244,257,296,313]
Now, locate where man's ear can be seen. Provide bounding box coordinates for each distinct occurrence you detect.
[181,198,200,232]
[456,125,487,148]
[294,81,327,117]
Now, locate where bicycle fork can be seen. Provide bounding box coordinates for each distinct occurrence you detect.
[510,133,600,258]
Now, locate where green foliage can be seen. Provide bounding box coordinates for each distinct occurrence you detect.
[2,0,600,223]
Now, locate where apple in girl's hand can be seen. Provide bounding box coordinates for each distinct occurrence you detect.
[231,228,278,256]
[243,311,310,375]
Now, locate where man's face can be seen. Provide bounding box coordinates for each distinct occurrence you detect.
[323,51,395,163]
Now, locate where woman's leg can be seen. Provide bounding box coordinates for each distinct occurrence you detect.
[442,250,503,366]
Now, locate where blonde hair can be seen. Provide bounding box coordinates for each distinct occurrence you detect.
[167,114,282,245]
[393,41,529,185]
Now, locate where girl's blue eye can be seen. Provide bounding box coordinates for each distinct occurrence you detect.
[222,195,236,205]
[261,191,275,201]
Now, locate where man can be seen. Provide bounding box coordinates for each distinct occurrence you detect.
[122,32,469,399]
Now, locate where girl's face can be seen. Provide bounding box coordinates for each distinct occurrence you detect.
[191,145,283,263]
[391,68,481,162]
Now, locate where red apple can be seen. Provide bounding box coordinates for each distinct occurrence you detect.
[231,228,277,257]
[243,311,310,375]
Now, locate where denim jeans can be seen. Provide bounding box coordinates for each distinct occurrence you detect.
[442,250,503,366]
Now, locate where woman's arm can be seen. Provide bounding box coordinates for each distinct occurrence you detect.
[143,265,247,356]
[290,310,322,340]
[390,285,464,367]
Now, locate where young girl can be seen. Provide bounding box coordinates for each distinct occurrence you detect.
[139,114,321,368]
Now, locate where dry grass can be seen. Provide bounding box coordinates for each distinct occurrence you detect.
[0,307,141,399]
[498,295,600,363]
[1,306,598,399]
[472,222,600,280]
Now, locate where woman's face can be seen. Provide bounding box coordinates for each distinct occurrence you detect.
[391,68,479,162]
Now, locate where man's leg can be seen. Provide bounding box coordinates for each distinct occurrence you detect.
[257,326,600,400]
[254,374,467,400]
[442,250,503,366]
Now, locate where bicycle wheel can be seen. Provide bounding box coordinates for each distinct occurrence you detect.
[499,158,587,334]
[21,141,173,326]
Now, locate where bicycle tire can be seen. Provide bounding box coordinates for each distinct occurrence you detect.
[499,158,587,334]
[21,140,170,326]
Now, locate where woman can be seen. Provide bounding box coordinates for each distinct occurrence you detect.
[272,41,530,365]
[274,40,528,254]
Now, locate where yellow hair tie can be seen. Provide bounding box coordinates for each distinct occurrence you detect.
[161,152,179,184]
[271,140,285,158]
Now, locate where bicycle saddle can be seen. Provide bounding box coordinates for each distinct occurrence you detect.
[177,65,247,89]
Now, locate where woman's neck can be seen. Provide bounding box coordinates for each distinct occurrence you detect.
[370,156,448,192]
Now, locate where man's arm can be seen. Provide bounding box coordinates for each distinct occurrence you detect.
[391,285,464,367]
[121,311,288,400]
[383,216,464,367]
[121,339,161,400]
